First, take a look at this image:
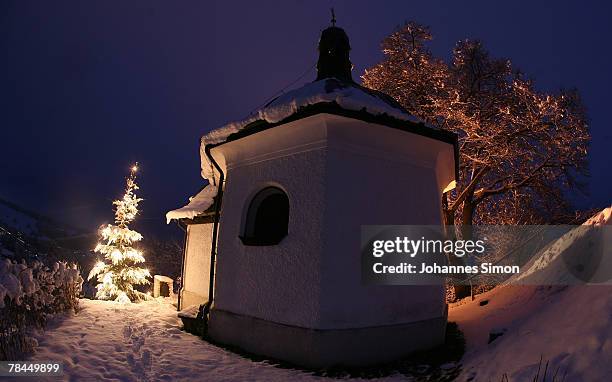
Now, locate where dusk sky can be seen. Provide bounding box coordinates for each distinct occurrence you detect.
[1,1,611,238]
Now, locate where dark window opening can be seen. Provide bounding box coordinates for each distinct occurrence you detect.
[241,187,289,246]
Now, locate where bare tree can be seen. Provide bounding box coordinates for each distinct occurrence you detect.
[363,22,589,229]
[363,22,590,298]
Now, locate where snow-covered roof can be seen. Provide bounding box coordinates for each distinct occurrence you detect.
[165,185,217,224]
[197,78,425,183]
[168,78,452,223]
[201,78,419,146]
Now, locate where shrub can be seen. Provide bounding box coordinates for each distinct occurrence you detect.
[0,258,83,360]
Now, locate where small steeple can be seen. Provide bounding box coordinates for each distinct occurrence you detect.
[316,9,353,82]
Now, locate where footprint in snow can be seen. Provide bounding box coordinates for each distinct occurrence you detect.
[123,325,133,339]
[142,350,151,368]
[132,337,144,353]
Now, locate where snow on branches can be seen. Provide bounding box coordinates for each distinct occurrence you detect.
[1,259,82,359]
[88,164,151,303]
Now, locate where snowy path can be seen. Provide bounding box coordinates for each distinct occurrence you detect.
[27,299,407,382]
[24,289,612,381]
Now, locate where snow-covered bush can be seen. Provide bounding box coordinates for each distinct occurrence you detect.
[0,258,83,360]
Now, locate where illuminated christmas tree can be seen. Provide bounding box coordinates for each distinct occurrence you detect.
[88,164,151,303]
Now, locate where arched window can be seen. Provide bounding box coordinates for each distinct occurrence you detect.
[241,187,289,246]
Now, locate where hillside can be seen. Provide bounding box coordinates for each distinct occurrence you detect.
[0,197,95,268]
[450,206,612,381]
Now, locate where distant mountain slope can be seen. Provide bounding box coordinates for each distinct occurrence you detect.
[0,197,95,269]
[0,197,82,239]
[0,198,39,236]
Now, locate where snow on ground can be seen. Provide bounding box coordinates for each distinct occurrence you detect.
[515,206,612,286]
[450,206,612,381]
[450,285,612,381]
[27,298,406,382]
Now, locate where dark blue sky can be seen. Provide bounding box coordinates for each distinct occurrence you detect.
[1,1,610,237]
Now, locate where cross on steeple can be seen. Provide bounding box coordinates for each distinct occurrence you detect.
[330,8,336,27]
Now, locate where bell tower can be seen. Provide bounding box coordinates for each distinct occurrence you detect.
[316,9,353,82]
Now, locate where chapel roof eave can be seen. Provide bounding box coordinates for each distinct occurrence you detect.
[209,101,459,181]
[166,187,219,224]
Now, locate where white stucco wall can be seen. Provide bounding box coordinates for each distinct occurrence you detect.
[211,115,328,328]
[209,113,454,329]
[319,116,447,329]
[181,223,213,309]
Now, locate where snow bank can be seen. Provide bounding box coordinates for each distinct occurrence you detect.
[450,206,612,381]
[583,205,612,226]
[451,285,611,381]
[165,185,217,223]
[198,78,419,182]
[514,205,612,285]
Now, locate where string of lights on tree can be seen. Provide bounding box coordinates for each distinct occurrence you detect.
[88,164,151,303]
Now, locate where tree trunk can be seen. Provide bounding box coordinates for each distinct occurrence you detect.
[461,199,476,240]
[455,198,477,300]
[442,193,472,300]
